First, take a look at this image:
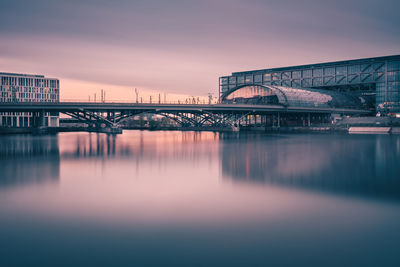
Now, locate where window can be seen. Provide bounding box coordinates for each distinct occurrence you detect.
[387,71,400,82]
[272,73,280,80]
[388,81,400,90]
[323,76,335,85]
[254,74,262,83]
[348,65,360,74]
[282,80,291,87]
[361,63,373,73]
[313,77,322,86]
[263,73,271,81]
[373,62,385,72]
[220,77,228,85]
[336,66,347,75]
[348,74,360,84]
[388,61,400,71]
[282,72,291,79]
[302,78,311,87]
[335,76,346,84]
[312,68,322,77]
[374,72,384,82]
[292,79,301,87]
[245,75,253,83]
[292,71,301,79]
[302,69,312,78]
[324,67,334,76]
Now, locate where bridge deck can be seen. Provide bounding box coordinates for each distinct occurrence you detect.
[0,102,371,115]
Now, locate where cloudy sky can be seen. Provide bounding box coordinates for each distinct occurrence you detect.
[0,0,399,101]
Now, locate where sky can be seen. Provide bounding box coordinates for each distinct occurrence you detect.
[0,0,399,101]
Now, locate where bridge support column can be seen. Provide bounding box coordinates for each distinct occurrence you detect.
[277,112,280,128]
[39,110,46,127]
[272,114,275,127]
[33,109,49,134]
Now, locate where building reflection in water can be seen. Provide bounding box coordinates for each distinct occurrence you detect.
[2,130,399,203]
[220,133,400,201]
[58,131,220,161]
[0,135,60,188]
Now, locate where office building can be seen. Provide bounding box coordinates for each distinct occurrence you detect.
[0,72,60,127]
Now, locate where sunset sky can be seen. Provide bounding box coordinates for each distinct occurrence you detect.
[1,0,399,101]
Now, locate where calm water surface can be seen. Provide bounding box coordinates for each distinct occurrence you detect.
[0,131,400,266]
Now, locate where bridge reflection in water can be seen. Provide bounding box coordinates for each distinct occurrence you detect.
[220,133,400,201]
[1,131,399,203]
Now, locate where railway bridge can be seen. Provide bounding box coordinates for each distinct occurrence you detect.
[0,102,371,133]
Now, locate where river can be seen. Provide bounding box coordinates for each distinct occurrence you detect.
[0,131,399,266]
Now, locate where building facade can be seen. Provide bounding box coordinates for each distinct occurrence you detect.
[0,72,60,127]
[219,55,400,114]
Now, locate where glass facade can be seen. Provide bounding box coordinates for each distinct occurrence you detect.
[0,72,60,127]
[222,85,363,109]
[219,55,400,114]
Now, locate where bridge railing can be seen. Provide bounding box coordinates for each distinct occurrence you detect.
[61,99,220,105]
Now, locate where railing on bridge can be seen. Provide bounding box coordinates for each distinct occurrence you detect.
[60,99,220,105]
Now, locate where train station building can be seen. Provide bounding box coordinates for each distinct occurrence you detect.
[219,55,400,115]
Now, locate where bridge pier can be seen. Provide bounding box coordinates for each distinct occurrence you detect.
[277,112,280,128]
[32,109,50,134]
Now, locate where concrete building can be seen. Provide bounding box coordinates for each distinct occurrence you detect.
[0,72,60,127]
[219,55,400,115]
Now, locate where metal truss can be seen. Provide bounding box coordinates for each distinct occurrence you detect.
[63,110,117,128]
[68,109,255,130]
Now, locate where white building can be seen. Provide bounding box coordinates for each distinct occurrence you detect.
[0,72,60,127]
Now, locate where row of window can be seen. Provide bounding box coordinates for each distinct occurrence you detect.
[220,76,398,92]
[221,62,400,85]
[222,73,399,90]
[0,76,59,89]
[0,112,57,116]
[0,86,59,93]
[222,72,387,85]
[1,92,58,100]
[1,116,33,127]
[0,114,59,127]
[0,98,57,103]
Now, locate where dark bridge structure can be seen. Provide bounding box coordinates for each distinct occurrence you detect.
[0,90,371,134]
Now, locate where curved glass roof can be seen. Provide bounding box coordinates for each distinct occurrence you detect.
[221,84,363,109]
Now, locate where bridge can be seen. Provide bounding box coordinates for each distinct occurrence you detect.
[0,102,371,133]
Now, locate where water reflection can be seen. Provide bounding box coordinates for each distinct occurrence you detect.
[58,131,220,161]
[1,131,399,203]
[0,135,60,188]
[220,133,400,201]
[1,131,400,266]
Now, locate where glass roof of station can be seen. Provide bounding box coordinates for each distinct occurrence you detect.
[221,84,364,109]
